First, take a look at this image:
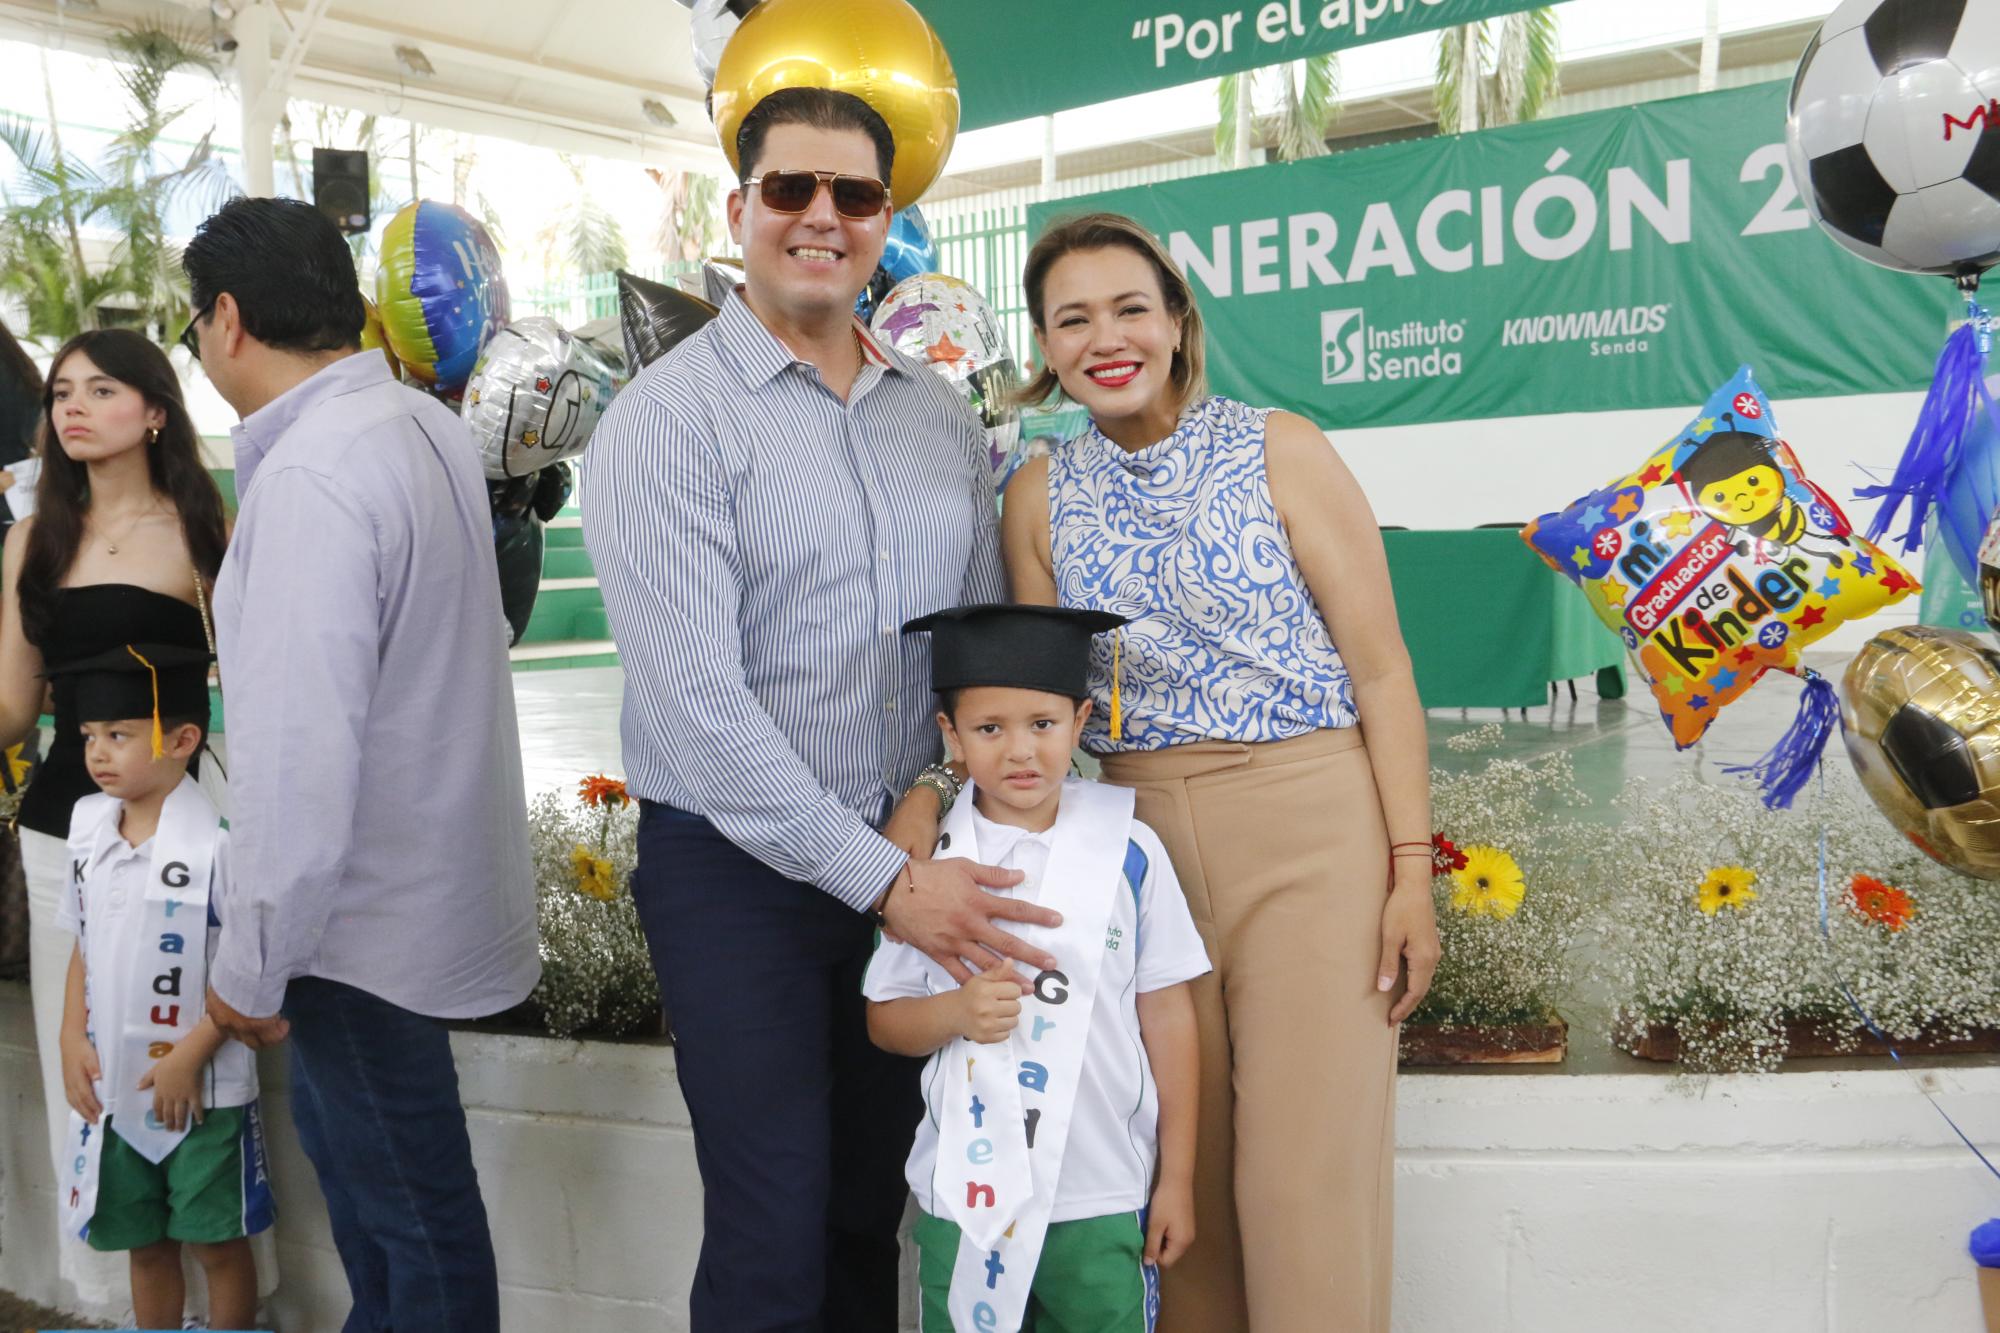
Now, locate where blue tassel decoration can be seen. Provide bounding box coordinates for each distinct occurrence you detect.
[1723,670,1840,810]
[1856,319,1989,555]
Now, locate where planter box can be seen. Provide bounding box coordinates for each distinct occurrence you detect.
[1614,1010,2000,1062]
[1400,1014,1567,1065]
[7,982,1998,1331]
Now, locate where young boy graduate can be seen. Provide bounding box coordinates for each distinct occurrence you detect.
[53,643,270,1331]
[866,604,1209,1333]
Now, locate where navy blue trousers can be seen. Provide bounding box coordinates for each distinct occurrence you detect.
[284,976,500,1333]
[634,802,922,1333]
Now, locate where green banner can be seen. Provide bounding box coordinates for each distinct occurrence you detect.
[1026,81,1953,429]
[916,0,1565,131]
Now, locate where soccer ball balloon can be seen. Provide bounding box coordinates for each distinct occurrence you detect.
[1842,624,2000,879]
[1785,0,2000,278]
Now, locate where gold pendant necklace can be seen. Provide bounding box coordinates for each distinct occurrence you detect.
[95,506,156,557]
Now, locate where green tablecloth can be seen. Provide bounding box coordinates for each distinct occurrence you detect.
[1382,528,1626,710]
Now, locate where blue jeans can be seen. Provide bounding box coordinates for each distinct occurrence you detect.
[284,976,499,1333]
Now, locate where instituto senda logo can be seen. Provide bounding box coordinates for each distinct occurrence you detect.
[1321,307,1466,386]
[1321,308,1365,384]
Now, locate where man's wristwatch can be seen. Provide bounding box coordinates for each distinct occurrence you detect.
[912,762,963,816]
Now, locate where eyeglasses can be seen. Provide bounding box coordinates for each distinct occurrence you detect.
[178,298,215,362]
[743,170,890,220]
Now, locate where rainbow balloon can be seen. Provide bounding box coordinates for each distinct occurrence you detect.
[375,200,510,394]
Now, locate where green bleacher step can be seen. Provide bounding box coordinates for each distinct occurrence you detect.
[541,546,596,580]
[521,580,603,644]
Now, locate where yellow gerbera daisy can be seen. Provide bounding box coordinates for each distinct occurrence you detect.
[571,844,618,901]
[1696,865,1757,914]
[1449,845,1525,919]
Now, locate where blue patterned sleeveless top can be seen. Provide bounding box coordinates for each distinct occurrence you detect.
[1049,395,1358,753]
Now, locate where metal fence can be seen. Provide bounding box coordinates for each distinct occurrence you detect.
[516,261,707,329]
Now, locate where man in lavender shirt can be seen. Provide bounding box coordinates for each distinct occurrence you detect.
[182,197,537,1332]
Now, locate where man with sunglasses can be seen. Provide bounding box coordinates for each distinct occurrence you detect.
[583,87,1058,1331]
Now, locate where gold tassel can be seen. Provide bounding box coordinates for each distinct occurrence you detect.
[1109,630,1123,742]
[125,645,163,759]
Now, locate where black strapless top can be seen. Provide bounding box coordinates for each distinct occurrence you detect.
[18,583,209,838]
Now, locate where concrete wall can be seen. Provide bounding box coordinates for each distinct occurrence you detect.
[3,982,1994,1331]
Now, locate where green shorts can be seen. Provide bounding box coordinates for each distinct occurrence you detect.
[86,1103,276,1251]
[915,1209,1157,1333]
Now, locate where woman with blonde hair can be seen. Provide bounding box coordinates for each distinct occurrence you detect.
[1001,212,1436,1332]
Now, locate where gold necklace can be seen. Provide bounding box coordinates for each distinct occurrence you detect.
[92,505,159,556]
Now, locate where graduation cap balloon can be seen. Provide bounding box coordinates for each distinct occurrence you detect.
[616,271,720,373]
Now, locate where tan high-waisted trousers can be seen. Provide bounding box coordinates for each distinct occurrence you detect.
[1099,726,1396,1333]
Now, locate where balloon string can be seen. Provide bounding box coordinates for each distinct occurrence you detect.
[1813,766,2000,1188]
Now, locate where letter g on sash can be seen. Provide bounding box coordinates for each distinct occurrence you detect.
[160,861,191,889]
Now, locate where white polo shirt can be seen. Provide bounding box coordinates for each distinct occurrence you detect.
[863,803,1209,1223]
[55,794,258,1111]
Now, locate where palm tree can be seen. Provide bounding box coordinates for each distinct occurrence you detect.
[1215,54,1341,167]
[0,23,230,342]
[651,168,723,263]
[1434,8,1562,135]
[94,24,234,338]
[539,154,628,279]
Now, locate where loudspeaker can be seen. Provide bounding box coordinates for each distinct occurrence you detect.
[312,148,370,235]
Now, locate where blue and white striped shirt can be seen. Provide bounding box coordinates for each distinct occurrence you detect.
[582,291,1004,909]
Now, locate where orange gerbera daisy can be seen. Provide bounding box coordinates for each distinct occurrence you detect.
[578,774,629,808]
[1848,874,1914,932]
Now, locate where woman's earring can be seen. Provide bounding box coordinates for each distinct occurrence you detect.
[147,426,159,444]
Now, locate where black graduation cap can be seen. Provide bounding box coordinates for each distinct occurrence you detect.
[901,603,1126,701]
[46,643,212,756]
[1676,420,1779,492]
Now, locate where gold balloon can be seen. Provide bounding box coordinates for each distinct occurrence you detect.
[710,0,959,210]
[1841,624,2000,879]
[1983,557,2000,638]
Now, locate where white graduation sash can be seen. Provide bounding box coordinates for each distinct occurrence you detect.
[59,777,220,1240]
[934,779,1134,1333]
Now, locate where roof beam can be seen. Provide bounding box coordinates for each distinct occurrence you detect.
[287,64,722,172]
[254,0,333,126]
[276,7,707,119]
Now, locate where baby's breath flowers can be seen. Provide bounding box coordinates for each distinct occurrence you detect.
[528,784,660,1038]
[1601,773,2000,1073]
[1413,746,1603,1034]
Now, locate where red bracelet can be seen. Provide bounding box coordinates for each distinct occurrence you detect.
[1389,840,1432,851]
[1391,849,1434,858]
